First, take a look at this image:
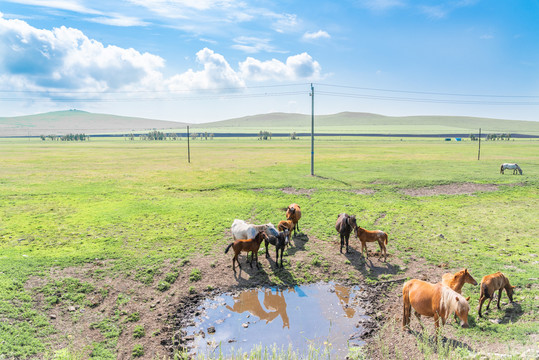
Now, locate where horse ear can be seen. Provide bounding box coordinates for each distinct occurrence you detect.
[465,296,470,302]
[455,296,459,302]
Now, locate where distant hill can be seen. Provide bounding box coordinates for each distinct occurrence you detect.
[0,110,188,136]
[1,110,538,136]
[196,112,539,135]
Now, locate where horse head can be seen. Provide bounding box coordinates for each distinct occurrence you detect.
[454,296,470,328]
[463,268,478,286]
[348,215,358,230]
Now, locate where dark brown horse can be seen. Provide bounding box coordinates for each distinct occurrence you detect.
[335,213,358,254]
[265,229,290,268]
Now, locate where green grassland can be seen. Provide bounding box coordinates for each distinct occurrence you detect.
[0,136,538,358]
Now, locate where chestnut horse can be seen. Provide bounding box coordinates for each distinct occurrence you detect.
[225,232,268,272]
[356,226,388,261]
[402,279,470,334]
[286,203,301,235]
[441,268,478,295]
[478,272,515,318]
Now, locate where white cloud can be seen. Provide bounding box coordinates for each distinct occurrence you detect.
[231,36,283,54]
[0,16,164,93]
[419,5,446,19]
[166,48,245,90]
[87,14,149,27]
[239,53,321,81]
[303,30,330,41]
[6,0,100,15]
[0,17,322,99]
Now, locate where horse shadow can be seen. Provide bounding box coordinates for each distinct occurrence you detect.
[408,329,473,353]
[343,246,401,280]
[481,301,523,324]
[231,258,273,285]
[286,233,309,256]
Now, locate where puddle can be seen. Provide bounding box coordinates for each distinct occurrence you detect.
[181,282,370,358]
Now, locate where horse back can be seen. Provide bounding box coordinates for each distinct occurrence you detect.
[404,279,442,317]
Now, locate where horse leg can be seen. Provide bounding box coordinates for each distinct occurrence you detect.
[497,288,503,309]
[345,234,350,253]
[255,251,259,269]
[279,247,284,268]
[363,241,368,258]
[340,234,344,254]
[265,240,269,258]
[414,311,424,330]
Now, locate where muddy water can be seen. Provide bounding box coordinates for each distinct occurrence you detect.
[183,282,370,357]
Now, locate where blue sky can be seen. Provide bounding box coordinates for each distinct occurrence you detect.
[0,0,538,123]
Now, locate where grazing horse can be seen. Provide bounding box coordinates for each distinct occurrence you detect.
[478,272,516,318]
[265,229,290,268]
[356,226,388,261]
[402,279,470,334]
[225,232,268,272]
[500,163,523,175]
[231,219,278,241]
[441,268,478,295]
[335,213,358,254]
[277,220,294,234]
[285,203,302,235]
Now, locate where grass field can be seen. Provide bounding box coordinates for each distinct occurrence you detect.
[0,137,538,359]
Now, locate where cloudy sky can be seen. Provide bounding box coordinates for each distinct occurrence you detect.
[0,0,538,123]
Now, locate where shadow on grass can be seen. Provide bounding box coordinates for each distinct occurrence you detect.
[408,328,473,354]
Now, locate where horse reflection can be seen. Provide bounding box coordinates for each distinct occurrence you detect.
[263,289,290,329]
[225,290,279,323]
[334,285,356,318]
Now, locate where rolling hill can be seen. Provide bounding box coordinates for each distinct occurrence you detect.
[1,110,538,136]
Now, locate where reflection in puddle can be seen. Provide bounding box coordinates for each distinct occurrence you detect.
[183,282,369,357]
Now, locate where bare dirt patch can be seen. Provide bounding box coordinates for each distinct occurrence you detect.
[280,187,316,197]
[401,183,499,197]
[27,230,533,359]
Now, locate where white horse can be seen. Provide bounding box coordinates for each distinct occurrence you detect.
[500,163,523,175]
[231,219,279,241]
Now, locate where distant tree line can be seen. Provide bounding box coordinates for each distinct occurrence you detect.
[258,131,272,140]
[135,131,182,140]
[40,134,89,141]
[190,132,214,140]
[469,133,512,141]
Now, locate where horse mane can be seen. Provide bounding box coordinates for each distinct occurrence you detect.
[440,285,469,316]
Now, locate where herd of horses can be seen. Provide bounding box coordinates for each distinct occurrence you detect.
[224,202,517,339]
[403,270,516,337]
[225,204,388,271]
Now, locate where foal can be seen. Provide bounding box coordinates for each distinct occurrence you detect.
[356,226,388,261]
[478,272,516,318]
[225,232,268,272]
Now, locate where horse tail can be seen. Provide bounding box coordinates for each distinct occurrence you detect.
[500,164,503,173]
[402,281,411,328]
[480,282,489,299]
[384,233,388,245]
[224,242,234,254]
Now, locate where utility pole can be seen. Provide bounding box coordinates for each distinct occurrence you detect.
[187,126,191,163]
[310,83,314,176]
[477,128,481,160]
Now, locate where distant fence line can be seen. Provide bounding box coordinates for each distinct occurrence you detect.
[2,132,538,139]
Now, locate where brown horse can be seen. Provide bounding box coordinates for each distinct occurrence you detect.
[286,203,301,235]
[441,268,478,295]
[478,272,515,318]
[335,213,358,254]
[356,226,388,261]
[224,232,268,272]
[402,279,470,334]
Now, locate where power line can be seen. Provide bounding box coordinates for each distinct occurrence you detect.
[315,83,539,99]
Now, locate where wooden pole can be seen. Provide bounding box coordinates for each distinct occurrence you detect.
[477,128,481,160]
[187,126,191,163]
[310,83,314,176]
